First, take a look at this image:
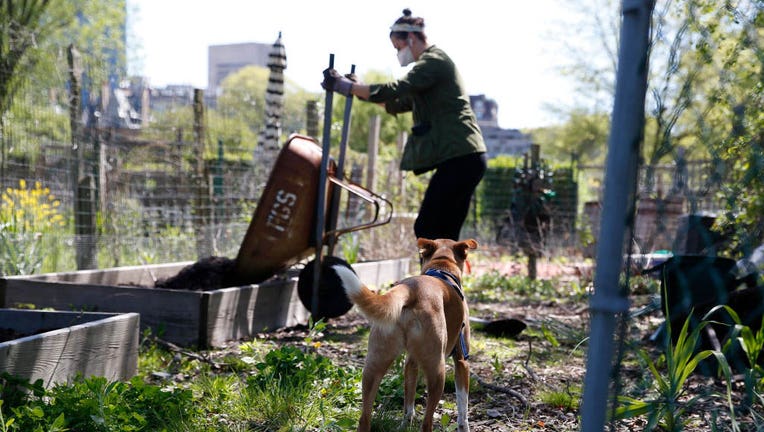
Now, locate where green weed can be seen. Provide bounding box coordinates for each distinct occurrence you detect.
[715,305,764,408]
[614,311,736,432]
[539,385,581,411]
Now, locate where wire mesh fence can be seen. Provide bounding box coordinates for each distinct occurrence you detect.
[0,48,729,276]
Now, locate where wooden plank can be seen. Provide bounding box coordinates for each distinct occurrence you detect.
[0,309,110,334]
[352,258,411,289]
[0,311,139,388]
[5,262,192,286]
[204,277,309,347]
[1,279,202,346]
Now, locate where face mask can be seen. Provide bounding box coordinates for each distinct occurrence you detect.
[397,40,415,66]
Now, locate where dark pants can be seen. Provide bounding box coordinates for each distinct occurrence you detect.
[414,152,487,241]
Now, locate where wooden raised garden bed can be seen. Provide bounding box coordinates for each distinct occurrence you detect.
[0,258,410,348]
[0,309,139,388]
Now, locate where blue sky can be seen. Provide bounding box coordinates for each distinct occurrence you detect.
[127,0,583,129]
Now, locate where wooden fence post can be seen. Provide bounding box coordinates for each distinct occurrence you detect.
[366,115,380,192]
[365,115,381,249]
[305,100,319,140]
[397,131,407,207]
[193,89,212,258]
[527,144,540,280]
[68,44,97,269]
[345,163,364,223]
[75,176,97,269]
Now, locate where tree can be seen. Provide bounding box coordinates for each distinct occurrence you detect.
[0,0,60,115]
[216,65,269,136]
[1,0,127,159]
[214,65,319,152]
[689,0,764,253]
[528,108,611,164]
[1,0,58,169]
[555,1,760,189]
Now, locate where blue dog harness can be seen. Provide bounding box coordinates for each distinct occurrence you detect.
[424,268,469,360]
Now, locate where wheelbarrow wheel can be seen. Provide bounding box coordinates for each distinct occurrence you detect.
[297,256,355,321]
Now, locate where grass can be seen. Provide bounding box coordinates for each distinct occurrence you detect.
[539,386,582,411]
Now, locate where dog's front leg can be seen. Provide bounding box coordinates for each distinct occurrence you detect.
[403,356,419,425]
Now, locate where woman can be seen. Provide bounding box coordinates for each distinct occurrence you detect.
[322,9,487,241]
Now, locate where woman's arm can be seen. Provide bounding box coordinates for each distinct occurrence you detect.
[350,83,370,100]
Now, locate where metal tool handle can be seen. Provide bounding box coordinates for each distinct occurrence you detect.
[324,176,393,243]
[326,64,356,256]
[312,54,335,319]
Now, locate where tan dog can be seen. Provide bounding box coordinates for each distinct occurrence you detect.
[332,237,477,432]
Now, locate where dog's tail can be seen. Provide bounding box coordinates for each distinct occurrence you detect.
[330,263,407,327]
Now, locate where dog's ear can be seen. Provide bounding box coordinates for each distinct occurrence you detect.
[454,239,478,261]
[417,238,436,259]
[462,239,478,250]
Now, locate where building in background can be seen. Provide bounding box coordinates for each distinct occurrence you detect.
[470,94,533,159]
[207,42,271,97]
[149,84,195,112]
[144,41,272,115]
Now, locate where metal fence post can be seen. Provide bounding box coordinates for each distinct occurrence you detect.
[580,1,655,431]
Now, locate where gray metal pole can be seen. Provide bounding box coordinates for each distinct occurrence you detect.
[312,54,335,319]
[580,1,654,431]
[327,64,356,256]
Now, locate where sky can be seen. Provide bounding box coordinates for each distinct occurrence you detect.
[126,0,583,130]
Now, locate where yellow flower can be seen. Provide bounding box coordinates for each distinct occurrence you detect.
[0,179,67,233]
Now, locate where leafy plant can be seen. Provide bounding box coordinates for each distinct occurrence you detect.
[614,311,736,431]
[0,374,194,432]
[246,343,360,430]
[717,305,764,408]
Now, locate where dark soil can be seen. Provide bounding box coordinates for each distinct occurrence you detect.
[0,328,28,342]
[0,327,56,343]
[154,256,237,291]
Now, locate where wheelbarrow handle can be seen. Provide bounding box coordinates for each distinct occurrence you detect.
[326,64,356,256]
[313,53,336,318]
[324,176,393,242]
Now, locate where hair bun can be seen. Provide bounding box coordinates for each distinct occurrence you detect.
[402,8,412,17]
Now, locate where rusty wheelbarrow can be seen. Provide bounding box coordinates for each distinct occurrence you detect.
[232,133,391,282]
[233,56,391,321]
